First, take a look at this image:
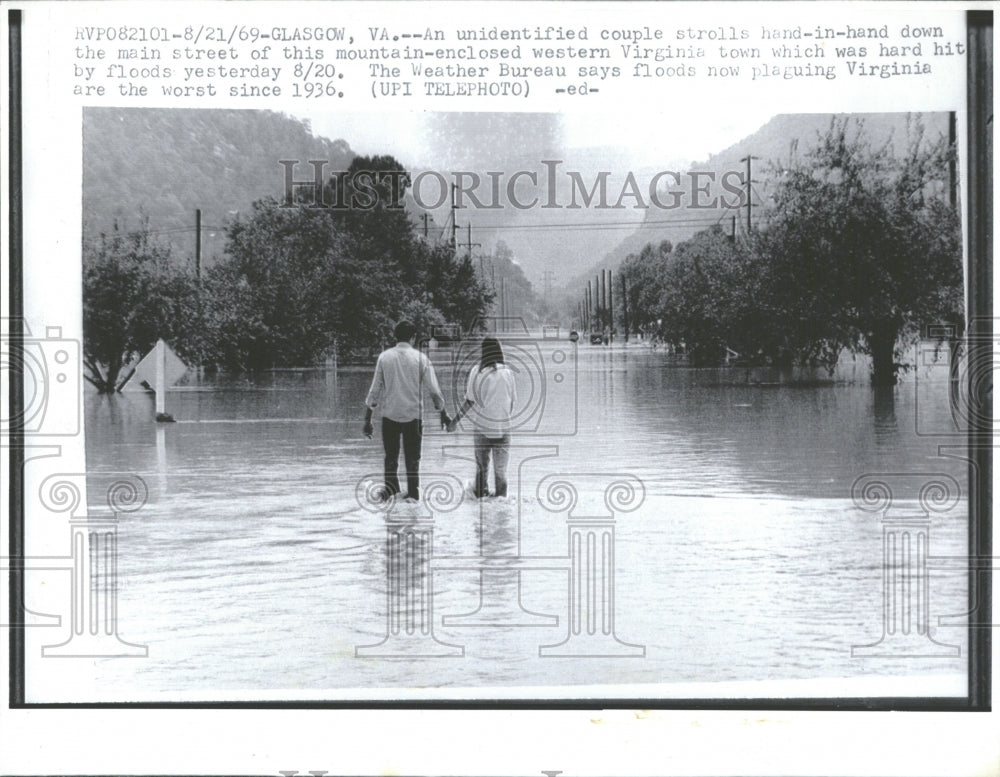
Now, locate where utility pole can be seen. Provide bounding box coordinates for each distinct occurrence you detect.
[588,284,593,332]
[601,267,608,335]
[194,208,203,372]
[607,268,614,343]
[500,277,507,333]
[620,272,629,343]
[422,212,429,239]
[586,280,593,333]
[595,274,601,331]
[588,278,592,331]
[740,155,759,233]
[948,111,957,209]
[456,223,480,262]
[194,208,202,281]
[450,183,458,250]
[456,224,482,286]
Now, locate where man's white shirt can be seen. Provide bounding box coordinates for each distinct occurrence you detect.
[365,342,443,422]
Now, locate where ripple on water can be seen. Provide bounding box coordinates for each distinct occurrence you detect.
[77,356,969,700]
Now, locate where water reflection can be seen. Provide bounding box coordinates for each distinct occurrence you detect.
[85,346,965,500]
[357,473,645,659]
[872,385,898,443]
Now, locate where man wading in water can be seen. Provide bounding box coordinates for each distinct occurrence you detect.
[364,320,451,502]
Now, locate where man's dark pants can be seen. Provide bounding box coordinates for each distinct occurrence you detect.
[382,418,422,499]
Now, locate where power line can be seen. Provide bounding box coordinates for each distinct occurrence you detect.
[83,225,226,239]
[456,222,480,258]
[83,210,740,246]
[477,216,735,232]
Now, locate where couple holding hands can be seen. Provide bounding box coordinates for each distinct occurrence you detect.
[364,321,516,501]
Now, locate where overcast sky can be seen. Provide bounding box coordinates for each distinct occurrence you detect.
[296,107,779,287]
[302,106,776,171]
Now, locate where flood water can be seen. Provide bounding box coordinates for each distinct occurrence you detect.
[45,341,971,701]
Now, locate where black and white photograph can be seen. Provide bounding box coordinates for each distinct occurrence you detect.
[1,1,995,775]
[56,106,971,701]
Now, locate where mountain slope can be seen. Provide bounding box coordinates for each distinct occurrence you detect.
[83,108,356,265]
[560,111,952,295]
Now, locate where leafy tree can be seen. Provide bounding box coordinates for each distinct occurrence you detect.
[214,198,407,368]
[334,155,493,337]
[325,155,416,272]
[212,169,493,368]
[198,260,269,372]
[480,241,544,328]
[82,223,200,393]
[616,117,961,382]
[326,154,492,337]
[653,227,757,365]
[424,243,494,333]
[398,298,447,341]
[759,117,962,384]
[620,240,673,339]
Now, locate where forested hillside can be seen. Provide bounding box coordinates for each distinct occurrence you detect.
[564,112,952,294]
[82,108,355,266]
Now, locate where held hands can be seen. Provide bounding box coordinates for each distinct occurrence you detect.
[440,409,453,431]
[446,419,458,433]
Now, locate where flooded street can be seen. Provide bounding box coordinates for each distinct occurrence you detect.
[40,342,968,701]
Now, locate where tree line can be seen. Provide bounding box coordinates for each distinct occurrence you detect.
[83,155,494,393]
[612,118,962,385]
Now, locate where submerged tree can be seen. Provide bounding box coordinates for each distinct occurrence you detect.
[620,240,673,340]
[82,224,200,393]
[759,117,962,384]
[211,153,494,368]
[611,117,961,382]
[211,198,401,369]
[654,227,761,365]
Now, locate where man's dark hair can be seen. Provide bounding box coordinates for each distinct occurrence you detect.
[394,320,416,342]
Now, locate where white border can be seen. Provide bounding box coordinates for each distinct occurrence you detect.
[2,2,997,775]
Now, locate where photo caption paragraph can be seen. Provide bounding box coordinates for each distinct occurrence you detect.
[69,16,966,102]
